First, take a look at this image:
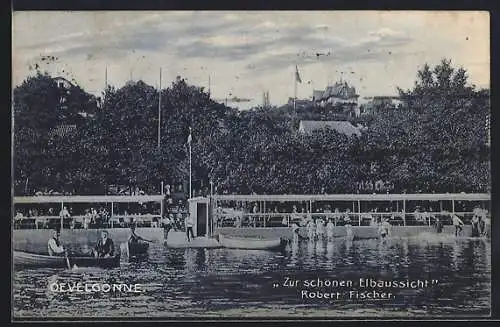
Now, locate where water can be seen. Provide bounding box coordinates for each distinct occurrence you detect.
[13,235,490,318]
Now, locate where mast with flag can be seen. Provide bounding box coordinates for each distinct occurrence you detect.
[294,65,302,114]
[187,127,192,199]
[158,68,162,148]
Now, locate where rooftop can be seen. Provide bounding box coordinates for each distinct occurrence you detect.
[298,120,362,137]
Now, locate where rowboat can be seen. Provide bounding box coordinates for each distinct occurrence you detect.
[218,234,287,251]
[120,241,149,258]
[164,231,222,248]
[13,251,120,269]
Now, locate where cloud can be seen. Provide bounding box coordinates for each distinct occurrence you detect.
[369,27,404,38]
[244,28,413,73]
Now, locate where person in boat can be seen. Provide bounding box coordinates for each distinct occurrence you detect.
[452,213,465,237]
[326,218,334,241]
[48,229,67,256]
[128,225,151,244]
[94,230,115,258]
[185,214,195,242]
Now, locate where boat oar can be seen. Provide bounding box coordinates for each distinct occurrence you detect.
[64,251,71,269]
[120,242,130,257]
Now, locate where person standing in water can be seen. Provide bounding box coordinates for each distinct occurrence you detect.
[345,220,354,241]
[452,213,465,237]
[326,218,334,241]
[307,219,315,240]
[290,222,307,241]
[185,214,195,242]
[315,218,324,241]
[379,218,391,239]
[481,209,490,237]
[435,216,443,233]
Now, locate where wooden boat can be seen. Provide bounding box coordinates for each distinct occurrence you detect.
[121,241,149,258]
[164,231,222,249]
[218,234,287,251]
[14,251,120,269]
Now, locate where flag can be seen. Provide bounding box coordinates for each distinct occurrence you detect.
[187,130,192,144]
[295,66,302,83]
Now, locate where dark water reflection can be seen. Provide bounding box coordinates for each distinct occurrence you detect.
[13,235,490,318]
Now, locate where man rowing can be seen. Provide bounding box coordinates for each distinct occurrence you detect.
[48,229,67,256]
[94,230,115,258]
[129,225,152,244]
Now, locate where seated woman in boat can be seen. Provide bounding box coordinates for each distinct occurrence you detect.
[94,231,115,258]
[48,229,66,256]
[129,225,151,244]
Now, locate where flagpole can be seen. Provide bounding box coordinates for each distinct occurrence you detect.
[294,71,297,114]
[158,68,162,149]
[189,127,192,199]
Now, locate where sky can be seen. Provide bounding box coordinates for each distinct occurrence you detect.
[12,11,490,110]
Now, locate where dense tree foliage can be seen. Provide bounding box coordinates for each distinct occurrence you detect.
[13,60,490,195]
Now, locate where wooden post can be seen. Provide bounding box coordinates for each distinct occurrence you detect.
[403,200,406,226]
[452,199,455,215]
[60,202,64,230]
[263,201,266,228]
[206,200,209,237]
[111,202,114,228]
[310,199,313,223]
[358,200,361,226]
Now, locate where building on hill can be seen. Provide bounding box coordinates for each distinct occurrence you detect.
[287,97,314,109]
[360,96,402,115]
[298,120,363,137]
[313,80,359,108]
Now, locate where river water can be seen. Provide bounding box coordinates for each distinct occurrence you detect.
[13,234,490,319]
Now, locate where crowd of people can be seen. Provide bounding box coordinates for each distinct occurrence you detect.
[14,199,190,230]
